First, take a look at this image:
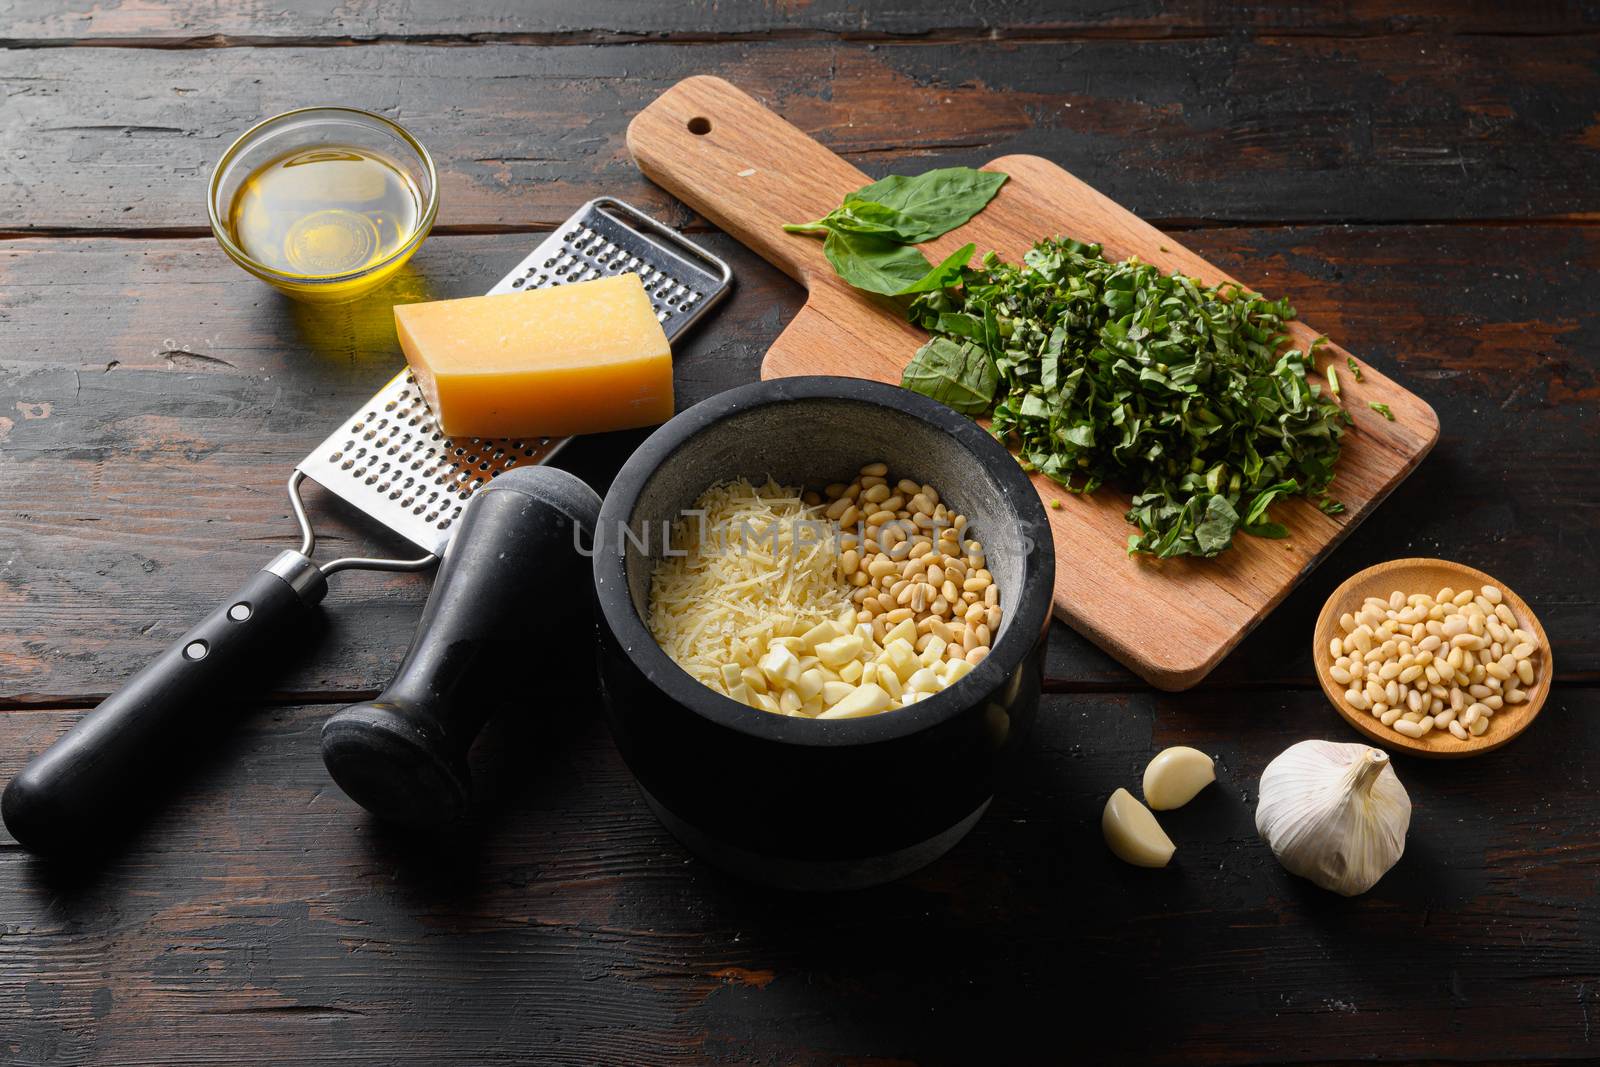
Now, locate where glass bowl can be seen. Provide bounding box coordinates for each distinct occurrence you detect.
[207,106,438,304]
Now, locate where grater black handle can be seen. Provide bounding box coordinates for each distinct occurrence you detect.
[320,466,601,827]
[1,555,327,854]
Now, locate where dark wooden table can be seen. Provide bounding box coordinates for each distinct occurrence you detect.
[3,4,1597,1064]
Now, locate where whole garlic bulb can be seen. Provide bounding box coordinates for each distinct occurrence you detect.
[1255,740,1411,896]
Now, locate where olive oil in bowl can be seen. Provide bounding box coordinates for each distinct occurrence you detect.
[229,146,420,279]
[209,108,438,303]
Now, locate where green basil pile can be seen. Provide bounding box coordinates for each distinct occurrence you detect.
[788,172,1351,559]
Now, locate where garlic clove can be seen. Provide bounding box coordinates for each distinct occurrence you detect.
[1102,788,1176,868]
[1255,740,1412,896]
[1142,746,1216,810]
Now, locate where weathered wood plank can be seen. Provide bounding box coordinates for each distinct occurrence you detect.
[2,221,1596,701]
[1,37,1596,232]
[2,687,1595,1064]
[2,0,1595,45]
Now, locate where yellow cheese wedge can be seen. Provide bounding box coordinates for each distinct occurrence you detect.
[394,273,672,439]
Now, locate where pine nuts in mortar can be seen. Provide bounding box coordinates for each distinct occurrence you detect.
[1326,584,1541,742]
[649,463,1003,720]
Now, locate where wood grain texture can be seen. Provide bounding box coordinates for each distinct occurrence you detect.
[3,688,1597,1064]
[628,76,1440,689]
[3,35,1599,233]
[3,221,1595,702]
[4,0,1596,44]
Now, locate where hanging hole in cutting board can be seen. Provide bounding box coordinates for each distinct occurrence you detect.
[687,116,711,135]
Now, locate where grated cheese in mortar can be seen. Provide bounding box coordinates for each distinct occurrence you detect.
[648,478,848,693]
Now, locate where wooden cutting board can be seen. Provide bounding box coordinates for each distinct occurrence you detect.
[627,76,1439,690]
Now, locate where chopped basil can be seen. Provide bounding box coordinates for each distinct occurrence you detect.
[783,171,1354,559]
[904,237,1351,558]
[899,336,998,415]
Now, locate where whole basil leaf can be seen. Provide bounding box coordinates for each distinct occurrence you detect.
[821,229,937,296]
[782,200,923,238]
[895,242,975,295]
[846,167,1008,243]
[901,337,998,415]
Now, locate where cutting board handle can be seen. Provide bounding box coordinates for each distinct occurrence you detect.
[627,76,870,290]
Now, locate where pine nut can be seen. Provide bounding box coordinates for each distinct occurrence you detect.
[1325,580,1538,743]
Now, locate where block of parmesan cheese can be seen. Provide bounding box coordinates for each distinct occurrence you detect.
[394,273,672,439]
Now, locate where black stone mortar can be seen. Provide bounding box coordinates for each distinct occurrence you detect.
[592,376,1055,890]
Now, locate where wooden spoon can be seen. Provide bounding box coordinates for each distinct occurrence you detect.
[1313,558,1553,758]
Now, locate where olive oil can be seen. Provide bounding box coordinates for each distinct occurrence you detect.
[226,145,421,282]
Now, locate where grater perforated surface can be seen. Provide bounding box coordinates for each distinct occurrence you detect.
[296,197,732,557]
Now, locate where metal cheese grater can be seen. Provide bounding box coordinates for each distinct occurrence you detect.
[296,196,732,569]
[0,198,731,854]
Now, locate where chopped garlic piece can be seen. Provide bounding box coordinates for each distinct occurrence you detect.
[818,683,891,719]
[816,634,865,668]
[759,644,802,688]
